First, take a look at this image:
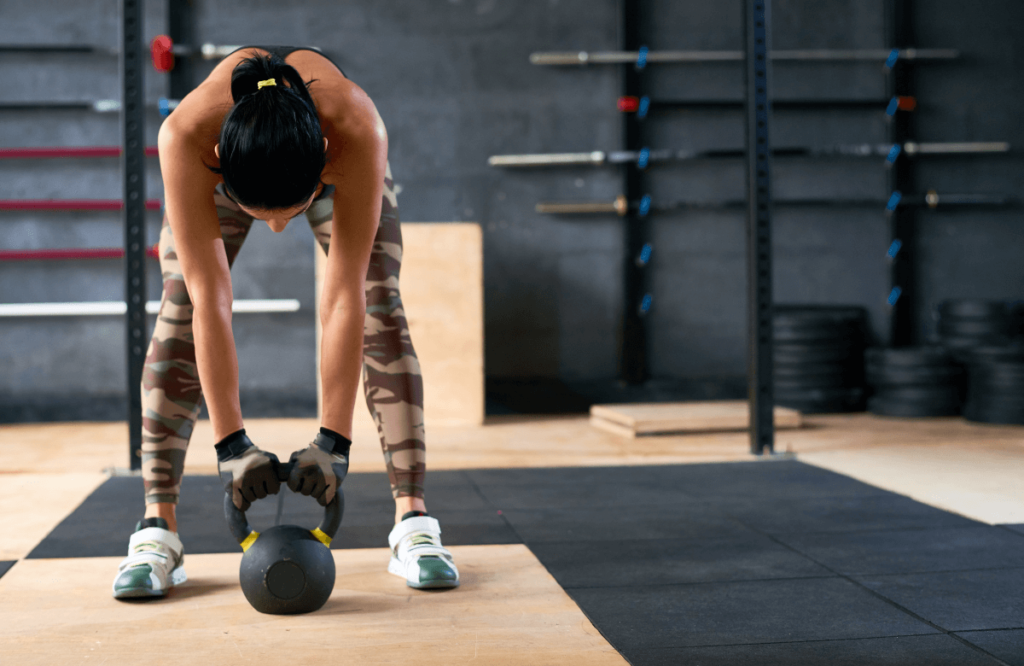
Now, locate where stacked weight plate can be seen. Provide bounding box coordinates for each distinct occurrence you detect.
[773,305,868,414]
[937,299,1015,362]
[1011,301,1024,340]
[865,347,963,417]
[962,345,1024,425]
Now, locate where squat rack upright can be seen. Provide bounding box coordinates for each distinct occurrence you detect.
[121,0,147,471]
[618,0,776,454]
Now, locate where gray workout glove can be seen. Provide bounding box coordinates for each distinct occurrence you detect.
[216,429,281,511]
[287,428,351,507]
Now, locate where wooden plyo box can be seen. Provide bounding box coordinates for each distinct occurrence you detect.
[590,400,802,438]
[316,222,484,427]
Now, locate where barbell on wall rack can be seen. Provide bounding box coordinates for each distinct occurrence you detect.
[530,48,959,66]
[0,98,179,116]
[150,35,244,72]
[0,300,301,318]
[0,246,159,261]
[0,199,162,211]
[489,142,1011,168]
[149,36,324,72]
[0,44,119,55]
[535,191,1019,216]
[620,95,919,113]
[0,146,159,159]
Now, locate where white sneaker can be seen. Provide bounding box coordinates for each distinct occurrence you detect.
[112,518,187,598]
[387,515,459,589]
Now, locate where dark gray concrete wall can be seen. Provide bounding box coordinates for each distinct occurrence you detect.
[0,0,1021,421]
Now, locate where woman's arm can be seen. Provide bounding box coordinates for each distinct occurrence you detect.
[158,117,244,442]
[319,97,389,439]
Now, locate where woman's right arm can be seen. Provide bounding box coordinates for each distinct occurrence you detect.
[157,118,244,442]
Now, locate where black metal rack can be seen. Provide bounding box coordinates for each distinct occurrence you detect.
[887,0,916,347]
[619,0,650,385]
[745,0,775,454]
[121,0,147,470]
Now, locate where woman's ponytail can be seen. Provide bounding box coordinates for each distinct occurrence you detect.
[212,52,327,210]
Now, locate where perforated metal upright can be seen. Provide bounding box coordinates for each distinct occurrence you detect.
[619,0,650,385]
[168,0,194,100]
[886,0,917,346]
[745,0,775,455]
[121,0,147,470]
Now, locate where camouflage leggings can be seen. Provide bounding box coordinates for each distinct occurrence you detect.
[141,163,426,505]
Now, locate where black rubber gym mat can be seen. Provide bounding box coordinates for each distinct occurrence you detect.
[27,470,518,558]
[0,560,15,580]
[26,460,1024,665]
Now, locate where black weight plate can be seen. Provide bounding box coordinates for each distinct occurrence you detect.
[965,390,1024,403]
[963,399,1024,425]
[775,375,859,390]
[939,319,1012,337]
[773,324,865,344]
[964,345,1024,363]
[869,385,962,404]
[966,381,1024,397]
[774,358,860,373]
[942,337,1016,363]
[867,395,961,417]
[775,388,866,414]
[970,362,1024,382]
[774,343,861,365]
[773,305,868,326]
[866,365,963,387]
[775,386,866,403]
[1010,302,1024,337]
[864,346,953,368]
[938,299,1008,319]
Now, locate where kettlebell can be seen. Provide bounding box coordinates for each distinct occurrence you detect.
[224,461,344,615]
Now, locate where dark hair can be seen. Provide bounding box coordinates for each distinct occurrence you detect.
[210,53,326,210]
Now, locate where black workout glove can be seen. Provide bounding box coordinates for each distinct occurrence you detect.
[216,429,281,511]
[286,428,351,507]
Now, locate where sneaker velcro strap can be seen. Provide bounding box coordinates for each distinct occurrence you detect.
[129,526,183,557]
[404,542,453,560]
[388,516,441,549]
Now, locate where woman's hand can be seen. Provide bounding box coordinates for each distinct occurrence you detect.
[216,430,281,511]
[287,430,351,506]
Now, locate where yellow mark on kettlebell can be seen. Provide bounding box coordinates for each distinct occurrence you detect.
[240,530,261,552]
[310,528,332,547]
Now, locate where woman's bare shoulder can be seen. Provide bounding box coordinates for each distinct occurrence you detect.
[316,81,387,177]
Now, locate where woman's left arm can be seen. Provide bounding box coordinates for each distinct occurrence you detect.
[318,98,388,440]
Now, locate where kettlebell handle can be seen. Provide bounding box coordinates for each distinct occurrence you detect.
[224,460,344,550]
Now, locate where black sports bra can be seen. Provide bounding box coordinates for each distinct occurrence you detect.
[227,45,348,80]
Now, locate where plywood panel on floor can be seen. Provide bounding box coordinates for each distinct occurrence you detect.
[316,222,484,429]
[0,545,626,666]
[0,472,106,560]
[800,441,1024,525]
[590,400,802,437]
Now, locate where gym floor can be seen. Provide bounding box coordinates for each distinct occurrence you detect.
[2,414,1022,665]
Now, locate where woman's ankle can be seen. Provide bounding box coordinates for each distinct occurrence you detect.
[144,502,178,533]
[394,496,427,524]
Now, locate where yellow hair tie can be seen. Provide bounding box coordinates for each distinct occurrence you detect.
[257,78,277,90]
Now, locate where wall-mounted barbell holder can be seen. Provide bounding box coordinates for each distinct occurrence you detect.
[0,44,118,55]
[0,300,301,318]
[0,98,179,116]
[530,48,959,66]
[536,191,1019,216]
[0,199,162,211]
[624,96,920,114]
[0,146,159,159]
[489,142,1011,168]
[150,35,244,72]
[0,246,159,261]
